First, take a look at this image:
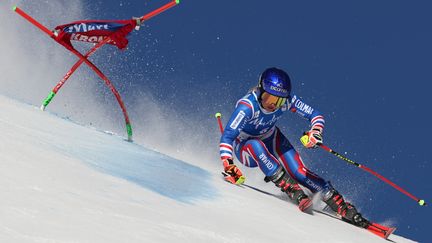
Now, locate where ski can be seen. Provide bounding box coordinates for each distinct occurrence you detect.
[365,222,396,239]
[220,169,394,237]
[221,173,313,212]
[298,197,313,212]
[316,206,396,239]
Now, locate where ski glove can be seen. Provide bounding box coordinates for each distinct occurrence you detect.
[222,158,245,184]
[300,129,323,149]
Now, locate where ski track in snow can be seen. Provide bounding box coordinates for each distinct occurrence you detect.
[0,95,417,243]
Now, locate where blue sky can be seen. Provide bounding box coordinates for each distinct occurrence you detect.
[79,1,431,241]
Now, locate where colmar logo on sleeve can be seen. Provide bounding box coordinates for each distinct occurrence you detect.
[294,99,314,115]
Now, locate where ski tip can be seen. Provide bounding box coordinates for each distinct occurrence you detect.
[385,227,397,239]
[367,223,396,239]
[418,199,426,206]
[215,112,222,118]
[12,6,17,11]
[175,0,180,4]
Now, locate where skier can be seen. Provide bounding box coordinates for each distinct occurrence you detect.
[219,67,369,228]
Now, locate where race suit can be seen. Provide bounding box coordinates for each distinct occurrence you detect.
[219,90,329,193]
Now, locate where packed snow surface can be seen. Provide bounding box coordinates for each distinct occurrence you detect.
[0,95,416,242]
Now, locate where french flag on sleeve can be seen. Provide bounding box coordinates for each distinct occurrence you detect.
[311,115,325,132]
[220,143,234,160]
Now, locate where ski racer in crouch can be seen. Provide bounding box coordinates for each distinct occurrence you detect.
[219,67,369,228]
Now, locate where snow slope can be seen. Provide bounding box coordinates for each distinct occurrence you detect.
[0,95,416,243]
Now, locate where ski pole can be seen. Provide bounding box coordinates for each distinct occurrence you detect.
[215,112,246,185]
[319,144,426,206]
[215,112,224,134]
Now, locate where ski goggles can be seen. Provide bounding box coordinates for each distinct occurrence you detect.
[261,92,287,109]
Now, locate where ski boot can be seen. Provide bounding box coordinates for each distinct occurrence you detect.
[265,166,312,212]
[322,188,370,228]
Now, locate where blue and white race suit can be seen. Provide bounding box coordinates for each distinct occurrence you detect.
[219,89,329,193]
